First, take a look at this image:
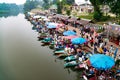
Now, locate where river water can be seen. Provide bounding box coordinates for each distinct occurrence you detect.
[0,13,82,80]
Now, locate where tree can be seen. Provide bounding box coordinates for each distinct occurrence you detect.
[108,0,120,17]
[24,0,39,11]
[52,0,57,4]
[66,0,74,5]
[66,9,70,16]
[42,0,50,9]
[56,0,62,14]
[56,0,74,14]
[89,0,104,21]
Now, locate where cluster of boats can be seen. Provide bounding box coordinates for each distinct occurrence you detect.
[25,12,120,80]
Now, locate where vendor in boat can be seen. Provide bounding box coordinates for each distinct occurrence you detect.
[70,44,75,55]
[76,48,84,62]
[64,45,71,55]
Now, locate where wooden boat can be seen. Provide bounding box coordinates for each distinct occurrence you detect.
[49,41,55,49]
[54,45,64,51]
[41,40,50,44]
[57,54,68,59]
[64,61,78,68]
[32,26,37,30]
[38,33,47,40]
[49,45,54,49]
[50,41,55,45]
[64,55,77,62]
[41,38,53,45]
[54,49,65,55]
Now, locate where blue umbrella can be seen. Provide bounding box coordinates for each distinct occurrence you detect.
[89,54,115,70]
[63,30,76,36]
[47,25,56,28]
[71,37,87,44]
[46,22,58,28]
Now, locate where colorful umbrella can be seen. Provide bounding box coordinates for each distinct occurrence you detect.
[89,54,115,70]
[63,30,76,36]
[71,37,87,44]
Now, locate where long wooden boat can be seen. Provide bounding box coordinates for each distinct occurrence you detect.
[64,55,77,62]
[54,49,65,55]
[64,61,79,68]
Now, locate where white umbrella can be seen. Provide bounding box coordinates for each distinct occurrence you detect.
[33,15,41,19]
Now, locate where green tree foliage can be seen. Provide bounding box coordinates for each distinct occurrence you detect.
[89,0,103,21]
[108,0,120,18]
[24,0,39,12]
[42,0,50,9]
[93,11,102,21]
[52,0,57,4]
[56,0,62,14]
[66,9,71,16]
[65,0,74,5]
[56,0,74,14]
[0,3,22,17]
[90,0,120,21]
[0,3,10,12]
[0,3,20,13]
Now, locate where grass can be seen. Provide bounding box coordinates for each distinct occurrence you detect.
[77,13,93,20]
[77,13,119,25]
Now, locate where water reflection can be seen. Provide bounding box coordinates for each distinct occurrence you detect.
[0,11,20,18]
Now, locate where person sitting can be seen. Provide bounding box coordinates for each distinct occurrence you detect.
[64,45,71,55]
[76,49,84,62]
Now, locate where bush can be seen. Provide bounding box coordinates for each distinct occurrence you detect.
[119,21,120,25]
[97,29,104,33]
[93,11,110,21]
[100,16,110,21]
[93,11,102,21]
[66,10,71,16]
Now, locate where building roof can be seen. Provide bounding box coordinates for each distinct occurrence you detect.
[76,19,92,25]
[72,3,78,6]
[67,17,77,22]
[75,0,91,5]
[49,4,57,9]
[80,3,92,6]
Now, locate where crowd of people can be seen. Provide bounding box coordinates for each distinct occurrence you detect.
[26,12,120,80]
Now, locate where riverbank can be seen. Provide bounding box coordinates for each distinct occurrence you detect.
[30,8,120,25]
[28,10,120,59]
[25,11,120,79]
